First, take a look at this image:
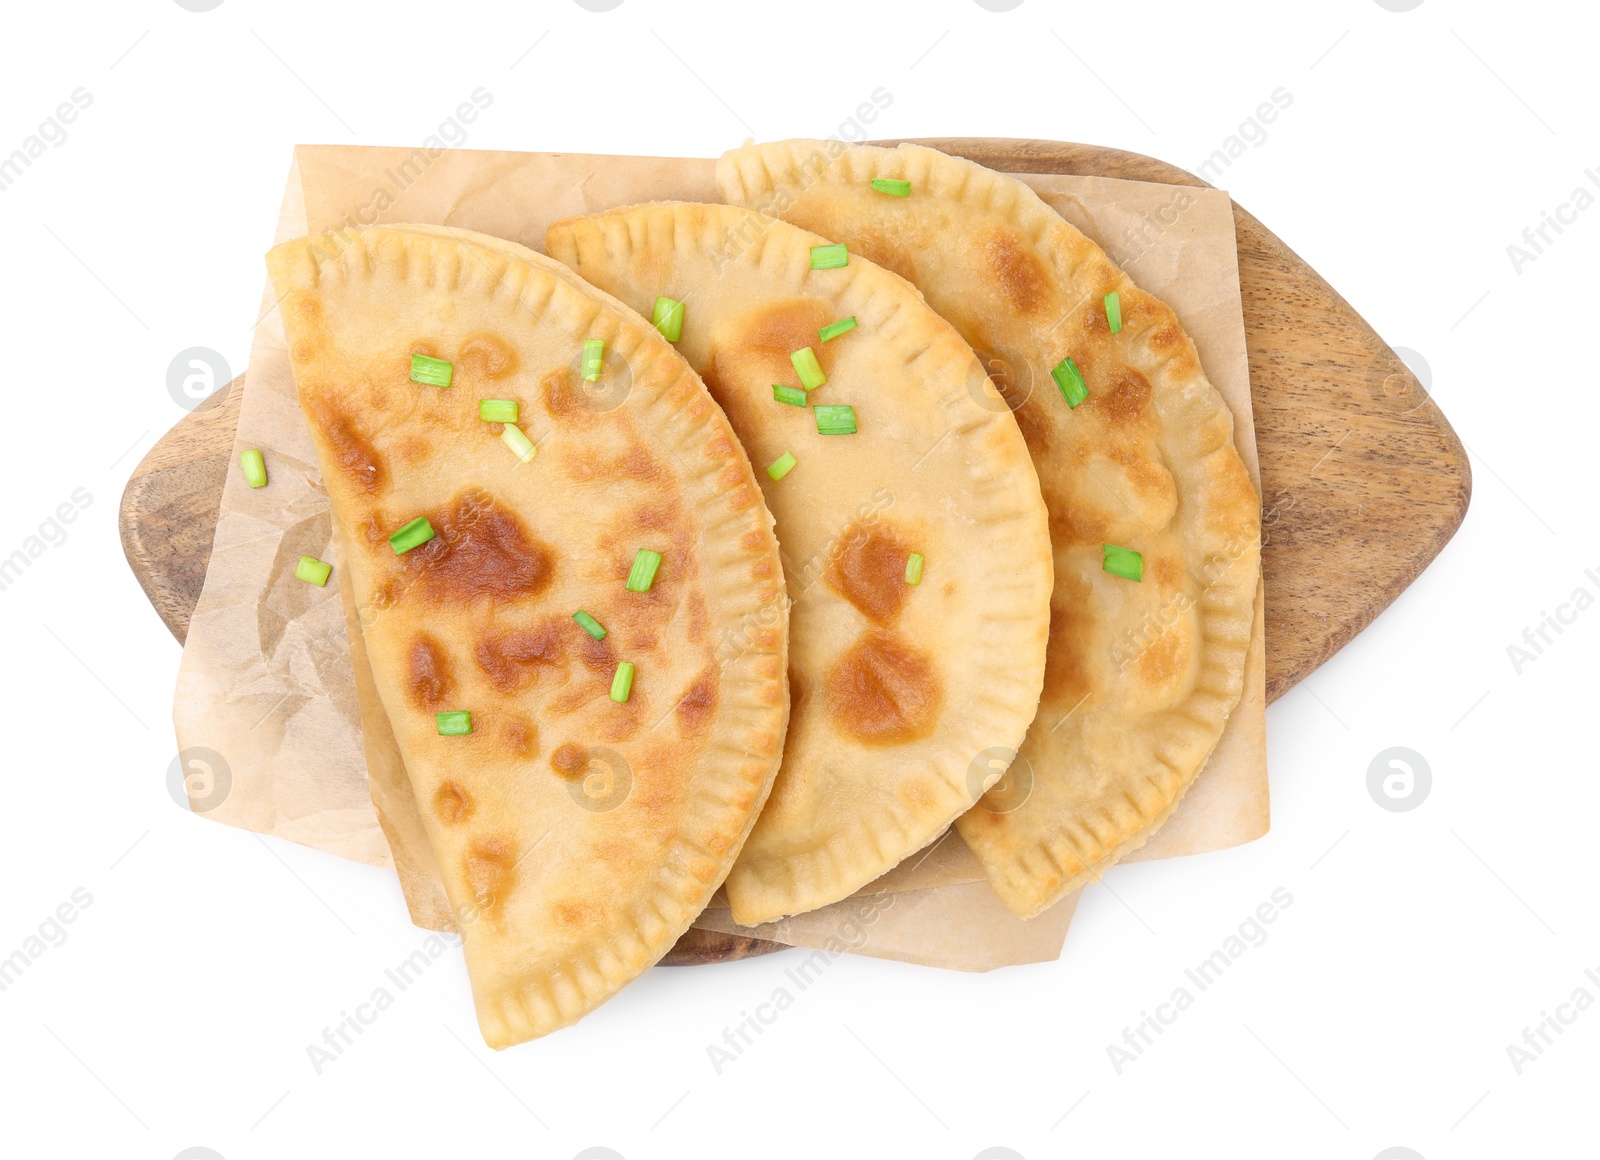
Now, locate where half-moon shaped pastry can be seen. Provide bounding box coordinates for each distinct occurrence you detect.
[266,225,787,1045]
[547,202,1053,926]
[718,141,1260,918]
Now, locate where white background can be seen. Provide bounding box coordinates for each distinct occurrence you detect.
[1,1,1594,1157]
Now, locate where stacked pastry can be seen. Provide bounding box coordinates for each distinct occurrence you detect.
[267,141,1260,1049]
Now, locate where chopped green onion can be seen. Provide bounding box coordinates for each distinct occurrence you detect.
[1104,291,1122,335]
[240,448,268,489]
[766,451,797,481]
[791,346,826,390]
[295,555,332,587]
[905,552,924,585]
[652,296,684,342]
[870,177,911,197]
[610,662,635,703]
[388,517,435,555]
[478,398,519,423]
[436,711,472,736]
[814,404,857,435]
[1052,356,1089,408]
[772,384,808,407]
[1102,544,1144,582]
[573,610,607,640]
[810,243,849,270]
[410,353,453,387]
[818,317,857,342]
[626,548,663,593]
[500,423,537,464]
[581,338,605,381]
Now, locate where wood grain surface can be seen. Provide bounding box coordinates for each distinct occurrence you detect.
[119,138,1471,966]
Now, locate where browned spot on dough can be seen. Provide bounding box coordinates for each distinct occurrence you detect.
[393,434,433,466]
[550,742,588,780]
[475,619,565,692]
[827,522,912,623]
[314,404,385,495]
[624,448,664,482]
[705,297,834,438]
[284,292,321,327]
[502,716,538,759]
[463,836,516,918]
[1049,500,1109,547]
[553,900,603,930]
[405,488,554,605]
[1010,395,1054,454]
[687,590,708,645]
[433,781,473,826]
[539,366,585,421]
[458,332,519,382]
[1150,321,1184,354]
[406,634,454,710]
[848,226,918,283]
[983,230,1051,315]
[676,666,718,735]
[1134,626,1186,687]
[1105,441,1176,505]
[563,445,669,489]
[788,664,809,715]
[1087,368,1151,425]
[631,499,678,531]
[1150,555,1185,590]
[1043,600,1093,704]
[574,628,619,673]
[826,629,941,745]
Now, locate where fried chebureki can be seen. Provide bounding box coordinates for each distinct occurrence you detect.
[548,203,1053,926]
[266,225,787,1045]
[719,141,1260,918]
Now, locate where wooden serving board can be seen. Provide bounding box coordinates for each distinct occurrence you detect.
[120,138,1470,966]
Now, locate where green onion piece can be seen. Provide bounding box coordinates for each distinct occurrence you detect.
[295,555,332,587]
[436,711,472,736]
[1102,544,1144,582]
[388,516,435,555]
[1052,356,1089,408]
[814,404,857,435]
[581,338,605,381]
[610,662,635,703]
[240,448,268,489]
[870,177,911,197]
[500,423,537,464]
[626,548,663,593]
[478,398,519,423]
[818,317,857,342]
[766,451,797,481]
[1105,291,1123,335]
[810,243,849,270]
[573,610,607,640]
[772,384,808,407]
[791,346,826,390]
[652,296,685,342]
[905,552,924,585]
[410,353,453,387]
